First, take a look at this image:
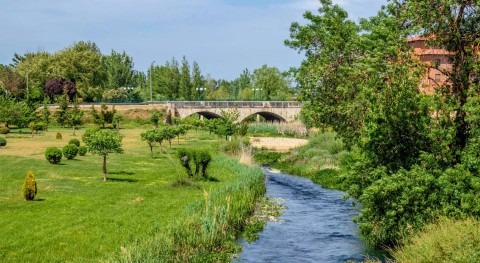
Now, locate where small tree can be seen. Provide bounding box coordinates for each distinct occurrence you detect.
[100,104,116,128]
[159,126,176,148]
[41,102,51,131]
[150,110,161,130]
[112,113,123,133]
[90,105,102,126]
[83,129,123,181]
[177,148,193,178]
[65,101,84,135]
[141,129,157,158]
[22,171,37,201]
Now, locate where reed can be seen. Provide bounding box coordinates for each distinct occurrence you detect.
[110,156,266,262]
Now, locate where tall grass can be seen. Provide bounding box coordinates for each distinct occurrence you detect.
[110,156,265,262]
[247,121,307,138]
[391,217,480,263]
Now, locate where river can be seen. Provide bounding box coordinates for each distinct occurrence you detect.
[235,168,374,263]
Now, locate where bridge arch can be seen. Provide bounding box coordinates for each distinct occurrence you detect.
[167,101,302,123]
[185,111,222,120]
[240,111,286,122]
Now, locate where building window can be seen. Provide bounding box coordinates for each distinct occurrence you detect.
[435,74,441,81]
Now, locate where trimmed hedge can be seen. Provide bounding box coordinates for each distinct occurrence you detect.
[0,127,9,134]
[68,138,80,147]
[78,146,87,156]
[62,144,78,160]
[0,137,6,147]
[45,147,62,164]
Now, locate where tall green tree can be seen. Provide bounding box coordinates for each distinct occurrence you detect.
[179,56,192,99]
[103,50,135,89]
[252,65,290,101]
[396,0,480,165]
[192,61,204,100]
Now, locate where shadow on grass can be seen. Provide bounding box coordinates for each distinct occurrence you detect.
[205,176,220,182]
[110,171,135,176]
[107,177,139,183]
[34,198,46,202]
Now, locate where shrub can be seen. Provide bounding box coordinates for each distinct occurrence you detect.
[62,144,79,160]
[253,151,282,165]
[192,149,212,178]
[22,171,37,201]
[177,148,193,178]
[45,147,62,164]
[311,169,342,189]
[56,132,62,140]
[29,122,45,134]
[0,137,6,147]
[0,127,10,134]
[78,146,87,156]
[68,138,80,147]
[392,218,480,263]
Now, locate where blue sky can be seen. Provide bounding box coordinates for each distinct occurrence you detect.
[0,0,386,80]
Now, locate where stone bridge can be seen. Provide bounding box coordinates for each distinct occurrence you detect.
[167,101,302,122]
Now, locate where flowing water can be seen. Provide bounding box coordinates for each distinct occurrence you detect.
[235,168,373,263]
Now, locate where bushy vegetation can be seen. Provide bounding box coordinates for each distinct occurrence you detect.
[45,147,62,164]
[286,0,480,251]
[22,171,37,201]
[253,151,282,165]
[62,144,78,160]
[247,121,307,137]
[68,138,80,147]
[78,146,87,156]
[177,148,213,179]
[0,127,9,134]
[110,157,265,262]
[0,137,6,147]
[391,218,480,262]
[272,132,345,189]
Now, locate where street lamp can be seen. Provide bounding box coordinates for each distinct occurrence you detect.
[149,60,156,102]
[26,69,29,100]
[252,88,262,100]
[196,87,205,100]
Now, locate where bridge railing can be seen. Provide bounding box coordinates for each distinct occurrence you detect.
[168,101,302,108]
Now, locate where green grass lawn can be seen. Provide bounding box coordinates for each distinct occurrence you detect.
[0,127,243,262]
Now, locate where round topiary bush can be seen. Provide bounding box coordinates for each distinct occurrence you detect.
[45,147,62,164]
[22,171,37,201]
[78,146,88,156]
[68,138,80,147]
[0,127,9,134]
[56,132,62,140]
[0,137,6,147]
[62,144,78,160]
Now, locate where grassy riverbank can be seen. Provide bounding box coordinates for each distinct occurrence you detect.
[0,127,264,262]
[271,132,346,190]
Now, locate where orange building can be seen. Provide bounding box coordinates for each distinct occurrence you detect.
[408,37,452,94]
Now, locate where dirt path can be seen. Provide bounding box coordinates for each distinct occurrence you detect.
[249,137,308,152]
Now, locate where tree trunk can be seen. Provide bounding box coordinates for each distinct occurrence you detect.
[116,121,120,133]
[103,155,107,181]
[150,145,153,158]
[73,126,76,136]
